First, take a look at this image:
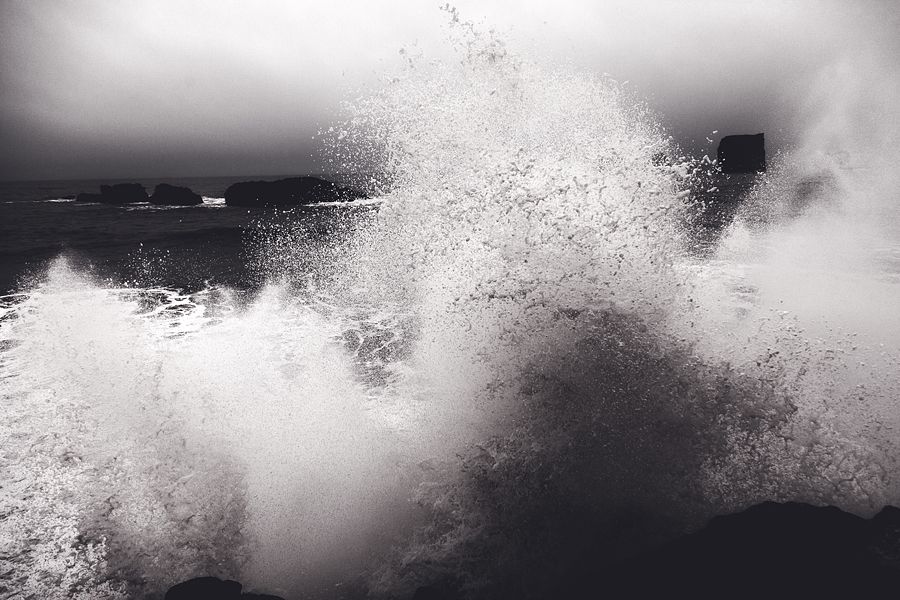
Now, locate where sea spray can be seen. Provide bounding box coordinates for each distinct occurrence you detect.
[330,12,900,597]
[0,260,421,598]
[2,10,900,600]
[669,38,900,514]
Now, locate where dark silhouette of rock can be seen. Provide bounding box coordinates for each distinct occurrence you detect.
[610,502,900,598]
[75,192,104,203]
[99,183,149,204]
[166,577,241,599]
[717,133,766,173]
[151,183,203,206]
[412,584,458,600]
[224,176,364,207]
[402,503,900,600]
[165,576,285,600]
[76,183,149,204]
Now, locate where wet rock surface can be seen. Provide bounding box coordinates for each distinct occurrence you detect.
[609,501,900,598]
[77,183,151,204]
[150,183,203,206]
[717,133,766,173]
[223,176,364,207]
[164,576,285,600]
[402,502,900,599]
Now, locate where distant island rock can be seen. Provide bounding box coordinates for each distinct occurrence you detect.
[76,183,149,205]
[224,176,365,207]
[165,576,285,600]
[151,183,203,206]
[717,133,766,173]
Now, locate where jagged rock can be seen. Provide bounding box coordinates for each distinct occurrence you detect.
[611,502,900,598]
[717,133,766,173]
[224,176,364,207]
[151,183,203,206]
[164,576,285,600]
[76,183,148,204]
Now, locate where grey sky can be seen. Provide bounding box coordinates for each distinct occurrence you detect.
[1,0,897,180]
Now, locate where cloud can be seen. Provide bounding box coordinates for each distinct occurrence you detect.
[1,0,897,179]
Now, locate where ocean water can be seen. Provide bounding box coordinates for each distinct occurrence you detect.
[2,22,900,600]
[0,175,378,295]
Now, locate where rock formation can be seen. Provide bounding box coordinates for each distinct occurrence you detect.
[151,183,203,206]
[610,502,900,597]
[164,576,285,600]
[404,502,900,599]
[717,133,766,173]
[75,192,105,203]
[224,176,364,207]
[76,183,149,204]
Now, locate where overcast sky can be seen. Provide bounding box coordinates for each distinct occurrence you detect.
[1,0,897,180]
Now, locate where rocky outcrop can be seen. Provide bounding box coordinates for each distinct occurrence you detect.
[165,576,285,600]
[224,176,364,207]
[75,192,105,203]
[99,183,149,204]
[161,504,900,600]
[611,502,900,598]
[151,183,203,206]
[76,183,149,204]
[400,502,900,600]
[717,133,766,173]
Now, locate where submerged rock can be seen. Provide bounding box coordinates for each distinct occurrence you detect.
[151,183,203,206]
[164,576,285,600]
[224,176,364,207]
[716,133,766,173]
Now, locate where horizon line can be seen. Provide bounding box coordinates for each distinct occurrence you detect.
[0,171,370,185]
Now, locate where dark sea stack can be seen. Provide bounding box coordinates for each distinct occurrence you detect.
[164,576,285,600]
[75,192,104,203]
[716,133,766,173]
[224,176,364,207]
[76,183,149,204]
[151,183,203,206]
[610,502,900,598]
[99,183,149,204]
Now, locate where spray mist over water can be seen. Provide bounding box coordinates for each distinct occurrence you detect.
[666,34,900,517]
[2,12,900,600]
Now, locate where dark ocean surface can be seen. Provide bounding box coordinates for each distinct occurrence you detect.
[0,174,748,296]
[0,176,381,295]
